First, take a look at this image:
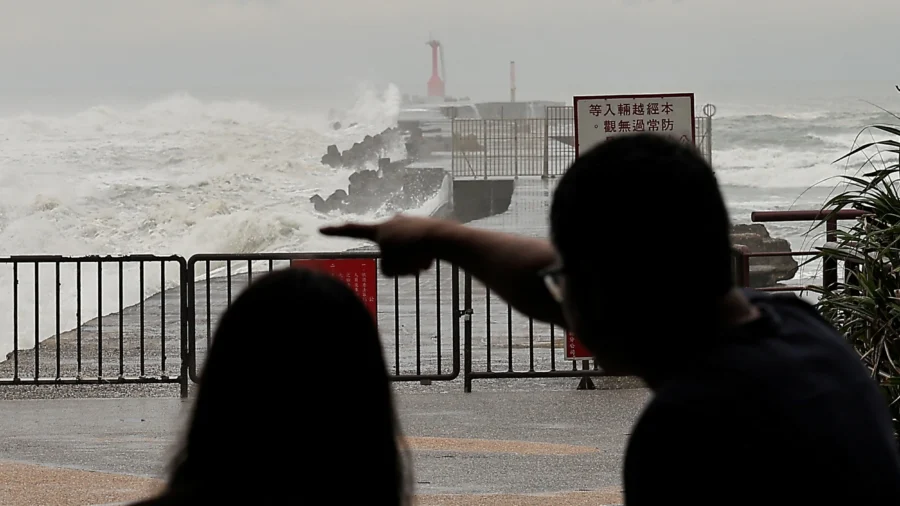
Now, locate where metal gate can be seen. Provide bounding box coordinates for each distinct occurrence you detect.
[452,104,715,180]
[185,253,462,384]
[458,272,610,392]
[0,255,189,396]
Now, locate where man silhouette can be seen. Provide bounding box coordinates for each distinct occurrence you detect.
[322,133,900,504]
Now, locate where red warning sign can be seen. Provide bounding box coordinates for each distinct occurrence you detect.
[565,331,593,361]
[290,258,378,318]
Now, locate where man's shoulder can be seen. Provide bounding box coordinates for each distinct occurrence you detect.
[629,382,731,444]
[623,385,736,483]
[741,288,828,325]
[738,288,869,376]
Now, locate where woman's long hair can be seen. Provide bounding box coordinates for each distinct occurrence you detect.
[140,267,409,505]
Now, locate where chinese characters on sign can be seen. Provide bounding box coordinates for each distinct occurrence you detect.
[574,93,696,157]
[290,258,378,318]
[566,331,593,361]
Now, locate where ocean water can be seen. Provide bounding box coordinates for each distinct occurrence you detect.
[713,96,900,283]
[0,86,899,358]
[0,84,428,357]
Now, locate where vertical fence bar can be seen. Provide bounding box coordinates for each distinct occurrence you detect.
[550,324,557,372]
[226,261,232,307]
[506,304,513,372]
[185,259,197,383]
[34,262,40,380]
[543,111,550,178]
[55,262,61,380]
[12,263,19,380]
[528,318,535,372]
[485,287,492,372]
[514,120,519,179]
[179,259,190,398]
[464,272,473,393]
[452,264,461,378]
[118,261,125,377]
[435,261,442,375]
[160,262,167,375]
[205,261,211,350]
[415,273,421,376]
[76,262,82,378]
[97,262,103,378]
[139,261,146,377]
[482,119,489,180]
[394,276,400,376]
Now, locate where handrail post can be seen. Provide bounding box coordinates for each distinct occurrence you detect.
[732,245,751,288]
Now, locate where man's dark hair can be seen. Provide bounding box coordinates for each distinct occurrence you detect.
[551,133,733,321]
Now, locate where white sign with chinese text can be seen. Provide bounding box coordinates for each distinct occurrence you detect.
[574,93,696,157]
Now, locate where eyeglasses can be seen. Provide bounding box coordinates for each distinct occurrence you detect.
[539,263,565,304]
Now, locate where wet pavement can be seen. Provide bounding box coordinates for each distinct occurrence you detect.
[0,388,647,505]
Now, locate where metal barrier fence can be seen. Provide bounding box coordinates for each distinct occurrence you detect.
[185,253,462,384]
[462,273,606,393]
[451,105,715,179]
[0,252,609,396]
[0,255,188,396]
[2,211,855,397]
[451,118,558,179]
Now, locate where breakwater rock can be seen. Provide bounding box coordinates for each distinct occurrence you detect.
[311,159,446,216]
[321,127,403,169]
[731,224,799,288]
[321,124,466,168]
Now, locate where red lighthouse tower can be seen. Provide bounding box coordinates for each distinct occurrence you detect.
[426,39,445,99]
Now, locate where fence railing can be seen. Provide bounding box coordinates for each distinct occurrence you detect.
[0,255,188,396]
[0,252,610,397]
[732,209,868,294]
[451,104,715,179]
[0,211,857,397]
[184,253,462,384]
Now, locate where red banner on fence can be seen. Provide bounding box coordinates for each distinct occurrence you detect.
[290,259,378,318]
[565,331,593,361]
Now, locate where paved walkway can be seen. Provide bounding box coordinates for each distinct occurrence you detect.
[0,389,648,505]
[0,462,161,506]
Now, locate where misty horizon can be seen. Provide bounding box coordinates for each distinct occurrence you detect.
[2,0,898,112]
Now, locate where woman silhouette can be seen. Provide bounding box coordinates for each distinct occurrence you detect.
[133,268,409,505]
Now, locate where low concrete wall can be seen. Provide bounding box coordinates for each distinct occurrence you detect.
[451,179,515,223]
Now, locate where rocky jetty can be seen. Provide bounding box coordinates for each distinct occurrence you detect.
[311,158,446,216]
[315,121,459,216]
[731,223,800,288]
[320,127,403,169]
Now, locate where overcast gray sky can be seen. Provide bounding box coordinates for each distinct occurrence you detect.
[1,0,898,105]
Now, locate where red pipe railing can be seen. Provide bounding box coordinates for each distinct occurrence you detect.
[749,209,868,222]
[737,209,869,291]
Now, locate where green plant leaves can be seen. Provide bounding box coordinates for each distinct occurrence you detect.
[815,108,900,439]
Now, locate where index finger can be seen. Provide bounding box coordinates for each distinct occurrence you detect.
[319,223,378,241]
